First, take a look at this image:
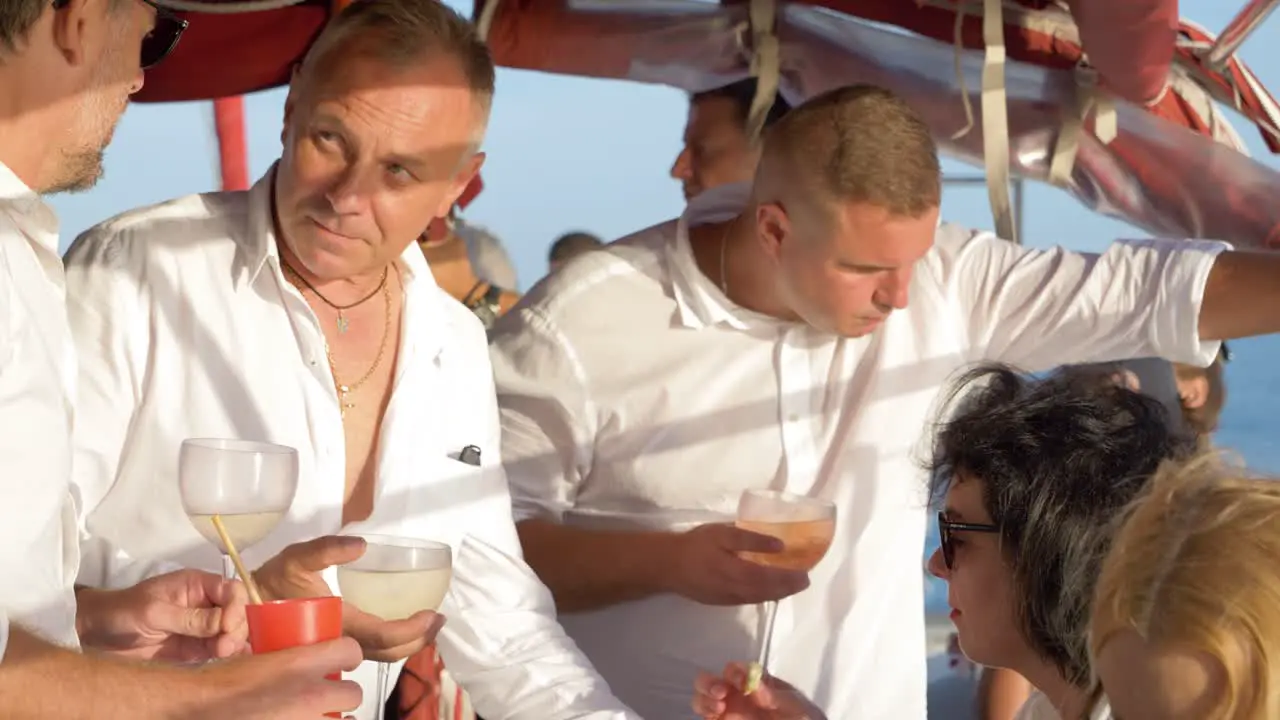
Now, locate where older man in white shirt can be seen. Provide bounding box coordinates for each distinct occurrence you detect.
[64,2,637,719]
[490,83,1280,719]
[0,0,364,716]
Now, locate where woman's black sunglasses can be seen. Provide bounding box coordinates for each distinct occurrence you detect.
[52,0,188,69]
[937,512,999,570]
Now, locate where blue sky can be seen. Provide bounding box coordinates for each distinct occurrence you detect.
[45,1,1280,464]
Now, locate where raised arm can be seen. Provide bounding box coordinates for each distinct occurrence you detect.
[931,226,1227,370]
[1196,248,1280,342]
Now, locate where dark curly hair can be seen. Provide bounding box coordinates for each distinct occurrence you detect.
[928,364,1197,687]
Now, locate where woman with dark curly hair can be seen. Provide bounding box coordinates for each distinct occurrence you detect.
[693,364,1195,720]
[924,365,1199,720]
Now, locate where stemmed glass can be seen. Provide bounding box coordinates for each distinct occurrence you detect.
[178,438,300,580]
[337,534,454,720]
[736,489,836,681]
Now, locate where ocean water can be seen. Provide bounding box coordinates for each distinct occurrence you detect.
[923,333,1280,616]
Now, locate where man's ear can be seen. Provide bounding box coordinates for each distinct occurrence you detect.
[755,202,790,265]
[50,0,104,68]
[434,152,485,218]
[1179,375,1210,410]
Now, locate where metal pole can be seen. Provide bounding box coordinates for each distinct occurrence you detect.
[1014,177,1025,245]
[942,175,989,186]
[1204,0,1280,72]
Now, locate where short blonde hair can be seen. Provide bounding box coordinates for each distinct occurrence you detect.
[302,0,494,117]
[755,84,940,219]
[1090,454,1280,718]
[0,0,43,53]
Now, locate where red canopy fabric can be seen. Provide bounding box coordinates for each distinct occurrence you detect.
[468,0,1280,247]
[135,2,329,103]
[129,0,1280,246]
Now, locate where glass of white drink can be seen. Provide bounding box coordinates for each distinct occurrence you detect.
[178,438,299,580]
[735,489,836,691]
[337,534,453,720]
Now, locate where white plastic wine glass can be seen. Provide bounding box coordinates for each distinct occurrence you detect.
[337,535,453,720]
[178,438,299,580]
[736,489,836,682]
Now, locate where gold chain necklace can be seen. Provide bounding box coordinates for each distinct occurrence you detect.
[285,265,395,418]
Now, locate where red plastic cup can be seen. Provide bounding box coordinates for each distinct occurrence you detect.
[246,596,344,718]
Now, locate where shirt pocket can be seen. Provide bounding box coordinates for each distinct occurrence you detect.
[360,454,489,557]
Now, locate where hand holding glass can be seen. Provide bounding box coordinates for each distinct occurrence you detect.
[179,438,300,580]
[736,490,836,687]
[337,535,452,720]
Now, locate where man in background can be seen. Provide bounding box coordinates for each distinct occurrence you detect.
[670,78,791,202]
[457,216,519,290]
[444,176,520,291]
[548,231,603,273]
[419,212,520,329]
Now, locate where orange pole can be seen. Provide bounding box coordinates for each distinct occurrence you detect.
[213,96,250,192]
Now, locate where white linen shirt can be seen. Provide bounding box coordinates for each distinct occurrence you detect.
[63,170,638,720]
[489,182,1224,720]
[0,161,81,659]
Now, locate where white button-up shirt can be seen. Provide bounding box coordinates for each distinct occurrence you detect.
[0,161,81,658]
[64,171,638,720]
[489,183,1224,719]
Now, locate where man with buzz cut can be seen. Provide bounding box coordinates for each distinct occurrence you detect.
[491,82,1280,718]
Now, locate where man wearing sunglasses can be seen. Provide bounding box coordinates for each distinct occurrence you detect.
[0,0,364,717]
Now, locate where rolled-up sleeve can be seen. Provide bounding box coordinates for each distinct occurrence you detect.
[488,306,596,523]
[929,226,1227,371]
[435,339,636,719]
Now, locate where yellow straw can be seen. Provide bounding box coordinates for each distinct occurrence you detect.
[211,514,264,605]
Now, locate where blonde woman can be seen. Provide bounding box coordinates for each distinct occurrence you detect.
[1090,456,1280,719]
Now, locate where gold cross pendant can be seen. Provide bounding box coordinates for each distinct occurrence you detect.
[336,312,350,334]
[337,384,354,418]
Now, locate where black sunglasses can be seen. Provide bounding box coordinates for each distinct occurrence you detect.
[937,511,999,570]
[138,0,188,69]
[52,0,188,69]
